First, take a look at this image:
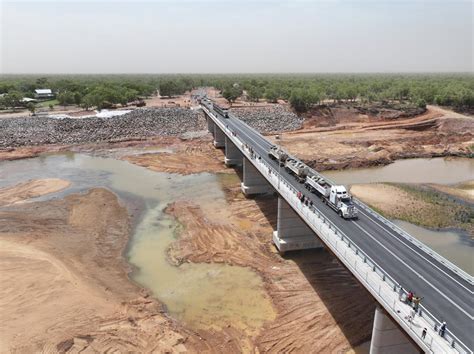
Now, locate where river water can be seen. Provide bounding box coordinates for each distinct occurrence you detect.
[323,157,474,185]
[0,153,276,333]
[323,157,473,275]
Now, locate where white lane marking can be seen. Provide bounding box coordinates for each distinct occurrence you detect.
[357,208,473,294]
[351,220,474,319]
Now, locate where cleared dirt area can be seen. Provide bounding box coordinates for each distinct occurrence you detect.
[269,105,473,171]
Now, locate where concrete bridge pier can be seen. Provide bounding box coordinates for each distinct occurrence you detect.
[213,125,225,148]
[273,197,323,253]
[370,306,419,354]
[241,158,273,196]
[225,137,243,166]
[207,116,214,134]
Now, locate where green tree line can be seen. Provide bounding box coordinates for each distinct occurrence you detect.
[0,73,472,112]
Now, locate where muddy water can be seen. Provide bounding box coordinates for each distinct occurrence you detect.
[393,220,473,274]
[323,157,474,185]
[0,153,275,332]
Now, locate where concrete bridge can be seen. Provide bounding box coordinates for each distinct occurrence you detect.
[201,100,473,354]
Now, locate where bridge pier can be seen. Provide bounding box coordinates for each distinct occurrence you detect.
[241,158,273,196]
[225,137,243,166]
[273,197,323,253]
[213,125,225,148]
[207,116,214,134]
[370,306,419,354]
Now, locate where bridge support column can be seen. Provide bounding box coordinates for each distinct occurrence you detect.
[370,306,419,354]
[225,137,243,166]
[241,158,273,196]
[207,116,214,134]
[273,197,323,253]
[213,125,225,148]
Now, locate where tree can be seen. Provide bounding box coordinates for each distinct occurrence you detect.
[57,92,75,106]
[3,91,22,109]
[81,94,96,110]
[247,86,263,102]
[264,87,279,103]
[159,80,177,97]
[289,89,312,112]
[27,102,36,115]
[74,92,82,105]
[222,86,242,105]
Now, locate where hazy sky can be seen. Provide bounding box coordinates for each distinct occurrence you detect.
[1,0,472,73]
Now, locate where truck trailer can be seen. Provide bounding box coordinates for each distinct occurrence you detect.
[305,175,358,219]
[268,146,288,165]
[285,158,308,183]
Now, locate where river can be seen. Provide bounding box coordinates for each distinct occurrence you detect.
[0,153,276,333]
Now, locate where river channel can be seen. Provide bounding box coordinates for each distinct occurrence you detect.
[0,153,276,333]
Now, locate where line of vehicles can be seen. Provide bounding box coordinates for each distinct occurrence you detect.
[199,96,357,220]
[199,97,230,118]
[269,146,358,219]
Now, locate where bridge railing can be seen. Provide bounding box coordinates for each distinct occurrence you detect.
[285,159,473,287]
[203,107,472,354]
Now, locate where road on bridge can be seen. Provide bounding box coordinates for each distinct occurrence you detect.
[208,106,473,350]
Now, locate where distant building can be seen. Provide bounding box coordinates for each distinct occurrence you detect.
[22,97,37,103]
[34,89,54,99]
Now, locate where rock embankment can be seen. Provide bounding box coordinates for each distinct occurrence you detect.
[0,108,205,147]
[230,106,303,133]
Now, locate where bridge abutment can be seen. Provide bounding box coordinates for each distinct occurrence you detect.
[273,197,323,253]
[241,158,273,196]
[225,137,243,166]
[213,124,225,148]
[370,306,419,354]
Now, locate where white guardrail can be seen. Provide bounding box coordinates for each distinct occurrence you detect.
[203,106,472,354]
[304,167,474,286]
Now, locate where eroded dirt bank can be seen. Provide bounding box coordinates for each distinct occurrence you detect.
[269,105,473,171]
[0,184,216,353]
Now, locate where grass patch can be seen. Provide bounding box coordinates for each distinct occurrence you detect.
[386,183,473,234]
[37,99,59,107]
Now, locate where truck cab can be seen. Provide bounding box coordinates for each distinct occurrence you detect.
[329,186,358,219]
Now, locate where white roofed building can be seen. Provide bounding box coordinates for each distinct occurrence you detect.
[34,89,54,99]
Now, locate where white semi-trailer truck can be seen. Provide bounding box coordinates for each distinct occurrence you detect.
[268,146,288,165]
[305,175,358,219]
[285,158,308,183]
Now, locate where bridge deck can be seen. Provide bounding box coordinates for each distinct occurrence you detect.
[203,104,473,353]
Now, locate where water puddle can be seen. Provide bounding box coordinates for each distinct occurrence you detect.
[0,153,276,333]
[129,203,275,333]
[323,157,474,185]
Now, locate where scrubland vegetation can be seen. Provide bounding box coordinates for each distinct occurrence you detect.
[0,73,473,113]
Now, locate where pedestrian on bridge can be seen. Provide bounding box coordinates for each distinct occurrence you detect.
[422,328,427,340]
[439,321,447,337]
[407,291,414,304]
[413,296,423,311]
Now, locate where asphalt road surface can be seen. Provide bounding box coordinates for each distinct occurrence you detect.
[207,105,473,350]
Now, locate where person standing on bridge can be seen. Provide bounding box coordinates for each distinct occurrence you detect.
[422,328,427,340]
[439,321,447,337]
[407,291,414,304]
[413,296,423,311]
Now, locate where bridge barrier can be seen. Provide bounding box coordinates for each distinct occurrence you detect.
[203,106,472,354]
[296,162,473,287]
